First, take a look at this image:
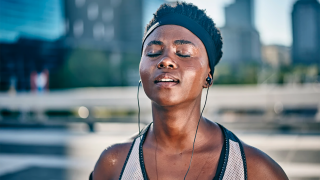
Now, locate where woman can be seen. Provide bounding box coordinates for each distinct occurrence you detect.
[92,2,288,180]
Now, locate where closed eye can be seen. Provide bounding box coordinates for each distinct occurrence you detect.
[176,53,191,58]
[147,53,162,57]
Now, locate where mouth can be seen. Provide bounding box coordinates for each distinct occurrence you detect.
[154,74,180,87]
[154,78,179,83]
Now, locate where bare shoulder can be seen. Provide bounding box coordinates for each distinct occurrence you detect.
[241,141,289,180]
[92,139,134,180]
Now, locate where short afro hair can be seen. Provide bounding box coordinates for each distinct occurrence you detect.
[144,2,223,66]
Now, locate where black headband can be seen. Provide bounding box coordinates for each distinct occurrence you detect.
[142,13,217,76]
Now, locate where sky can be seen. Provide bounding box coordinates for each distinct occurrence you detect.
[183,0,301,47]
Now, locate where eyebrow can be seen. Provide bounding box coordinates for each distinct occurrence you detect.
[174,40,196,46]
[147,40,163,46]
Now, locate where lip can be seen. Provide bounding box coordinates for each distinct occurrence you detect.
[154,73,180,88]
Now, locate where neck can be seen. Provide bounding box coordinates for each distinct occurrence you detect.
[151,96,206,152]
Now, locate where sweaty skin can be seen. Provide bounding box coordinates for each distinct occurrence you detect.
[93,25,289,180]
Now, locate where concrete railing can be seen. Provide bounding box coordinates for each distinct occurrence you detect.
[0,84,319,123]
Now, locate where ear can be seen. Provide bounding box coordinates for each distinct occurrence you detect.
[202,67,213,88]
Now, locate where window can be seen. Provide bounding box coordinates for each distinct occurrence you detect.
[73,20,84,37]
[102,8,113,22]
[88,3,99,20]
[93,22,105,39]
[75,0,85,8]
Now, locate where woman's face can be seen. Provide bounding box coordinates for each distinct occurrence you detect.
[140,25,211,107]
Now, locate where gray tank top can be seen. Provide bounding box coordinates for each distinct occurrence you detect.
[119,123,248,180]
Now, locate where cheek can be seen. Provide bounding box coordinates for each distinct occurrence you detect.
[180,61,207,96]
[183,61,207,83]
[182,69,202,91]
[139,58,154,85]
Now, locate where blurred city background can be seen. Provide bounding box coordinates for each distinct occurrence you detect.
[0,0,319,179]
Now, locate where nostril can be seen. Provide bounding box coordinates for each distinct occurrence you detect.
[168,64,174,68]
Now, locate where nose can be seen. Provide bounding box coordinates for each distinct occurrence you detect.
[157,56,177,69]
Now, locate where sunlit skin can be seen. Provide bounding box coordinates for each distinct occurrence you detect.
[92,25,289,180]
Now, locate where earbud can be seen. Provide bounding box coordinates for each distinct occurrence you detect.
[206,76,212,85]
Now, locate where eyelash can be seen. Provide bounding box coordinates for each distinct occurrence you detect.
[147,53,161,57]
[177,53,190,58]
[146,53,191,58]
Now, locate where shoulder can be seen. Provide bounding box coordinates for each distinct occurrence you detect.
[241,142,289,180]
[92,139,134,180]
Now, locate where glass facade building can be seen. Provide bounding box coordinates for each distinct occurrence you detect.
[292,0,320,66]
[0,0,64,91]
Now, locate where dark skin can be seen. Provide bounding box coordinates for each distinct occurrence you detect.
[93,25,289,180]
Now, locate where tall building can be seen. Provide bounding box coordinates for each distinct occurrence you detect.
[64,0,143,53]
[262,45,291,68]
[62,0,143,86]
[292,0,320,66]
[0,0,144,91]
[220,0,261,64]
[0,0,64,91]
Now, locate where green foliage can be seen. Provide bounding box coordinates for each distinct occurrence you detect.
[213,62,260,84]
[50,49,141,89]
[50,49,110,88]
[213,61,319,85]
[277,64,319,84]
[249,64,319,85]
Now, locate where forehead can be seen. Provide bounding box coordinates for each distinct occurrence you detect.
[144,25,205,48]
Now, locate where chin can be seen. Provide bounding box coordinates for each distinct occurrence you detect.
[149,93,182,107]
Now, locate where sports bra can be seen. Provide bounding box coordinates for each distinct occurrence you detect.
[119,122,248,180]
